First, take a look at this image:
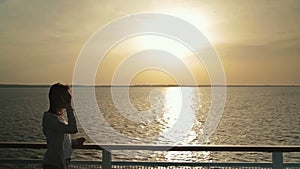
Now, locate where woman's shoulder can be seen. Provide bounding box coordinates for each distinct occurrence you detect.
[42,112,58,127]
[43,112,65,122]
[43,111,59,119]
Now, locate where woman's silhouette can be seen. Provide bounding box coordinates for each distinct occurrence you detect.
[42,83,85,169]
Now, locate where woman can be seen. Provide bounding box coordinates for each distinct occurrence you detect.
[42,83,85,169]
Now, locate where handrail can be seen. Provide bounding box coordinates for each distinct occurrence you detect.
[1,142,300,152]
[1,142,300,169]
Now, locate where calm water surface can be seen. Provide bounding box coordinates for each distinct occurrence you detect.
[0,86,299,162]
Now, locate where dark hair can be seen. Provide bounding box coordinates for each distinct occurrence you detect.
[48,83,71,114]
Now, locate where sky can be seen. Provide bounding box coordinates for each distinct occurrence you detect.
[0,0,299,85]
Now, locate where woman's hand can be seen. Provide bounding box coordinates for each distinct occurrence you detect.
[64,91,74,111]
[60,90,72,109]
[65,91,72,105]
[72,137,86,146]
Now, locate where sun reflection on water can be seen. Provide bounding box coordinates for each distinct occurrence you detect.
[156,87,212,162]
[159,87,198,143]
[162,87,183,128]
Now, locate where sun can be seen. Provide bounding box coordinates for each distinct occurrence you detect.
[157,5,224,45]
[162,8,213,38]
[108,7,215,61]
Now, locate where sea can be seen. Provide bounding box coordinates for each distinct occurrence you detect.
[0,86,299,163]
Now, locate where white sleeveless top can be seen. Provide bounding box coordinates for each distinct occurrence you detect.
[58,115,72,159]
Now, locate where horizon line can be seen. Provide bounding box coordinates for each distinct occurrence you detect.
[0,84,300,88]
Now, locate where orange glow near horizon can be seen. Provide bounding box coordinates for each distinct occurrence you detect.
[96,34,211,85]
[130,69,177,85]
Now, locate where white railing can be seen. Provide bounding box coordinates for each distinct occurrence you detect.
[0,142,299,169]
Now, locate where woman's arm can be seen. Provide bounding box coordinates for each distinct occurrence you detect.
[65,104,78,134]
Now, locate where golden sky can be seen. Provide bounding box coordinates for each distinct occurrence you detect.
[0,0,299,85]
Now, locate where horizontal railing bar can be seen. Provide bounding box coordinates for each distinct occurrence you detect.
[0,159,102,165]
[1,142,300,152]
[102,145,300,152]
[284,163,300,167]
[113,161,272,167]
[0,159,274,167]
[1,159,300,167]
[0,159,43,164]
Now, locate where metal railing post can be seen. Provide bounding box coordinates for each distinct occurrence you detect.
[272,151,284,169]
[102,149,112,169]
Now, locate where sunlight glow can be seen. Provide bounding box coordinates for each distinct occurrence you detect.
[162,8,213,40]
[133,35,194,60]
[97,33,210,85]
